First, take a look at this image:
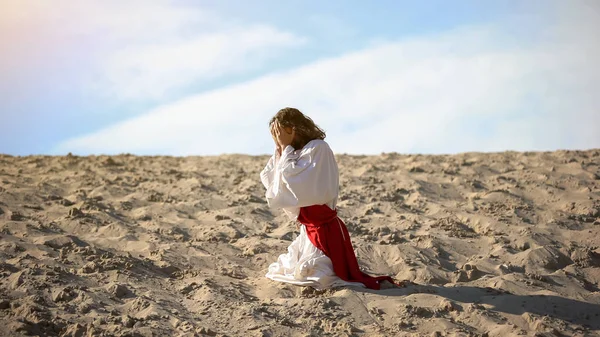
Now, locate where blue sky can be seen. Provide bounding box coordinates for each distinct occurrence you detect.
[1,0,599,155]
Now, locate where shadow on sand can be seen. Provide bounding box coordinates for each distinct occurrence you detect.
[353,284,600,329]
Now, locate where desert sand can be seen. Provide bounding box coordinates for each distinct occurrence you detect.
[1,149,599,336]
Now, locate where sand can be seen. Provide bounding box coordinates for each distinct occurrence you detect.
[0,149,599,336]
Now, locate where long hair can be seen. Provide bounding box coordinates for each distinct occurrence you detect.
[270,107,326,149]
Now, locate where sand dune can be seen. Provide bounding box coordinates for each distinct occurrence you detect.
[1,149,599,336]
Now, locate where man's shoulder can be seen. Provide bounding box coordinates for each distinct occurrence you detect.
[304,139,331,151]
[305,139,329,149]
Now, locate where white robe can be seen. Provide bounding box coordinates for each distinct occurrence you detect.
[260,139,364,289]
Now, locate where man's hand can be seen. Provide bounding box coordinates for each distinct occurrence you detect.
[270,123,282,155]
[273,120,295,149]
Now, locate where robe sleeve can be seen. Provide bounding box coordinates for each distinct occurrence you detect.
[260,140,339,215]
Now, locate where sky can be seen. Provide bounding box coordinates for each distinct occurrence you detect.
[1,0,599,156]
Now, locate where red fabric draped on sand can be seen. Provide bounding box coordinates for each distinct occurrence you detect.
[297,204,395,290]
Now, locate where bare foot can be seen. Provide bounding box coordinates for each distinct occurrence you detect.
[380,279,412,289]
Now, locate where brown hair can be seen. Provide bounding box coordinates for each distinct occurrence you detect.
[270,107,326,150]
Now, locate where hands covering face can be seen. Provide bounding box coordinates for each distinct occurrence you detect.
[270,120,295,155]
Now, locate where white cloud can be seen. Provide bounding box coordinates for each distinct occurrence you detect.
[55,4,600,155]
[1,1,213,39]
[101,25,304,100]
[0,0,306,101]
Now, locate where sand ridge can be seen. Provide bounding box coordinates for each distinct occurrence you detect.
[0,150,599,336]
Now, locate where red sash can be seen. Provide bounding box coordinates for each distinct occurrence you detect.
[297,204,395,290]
